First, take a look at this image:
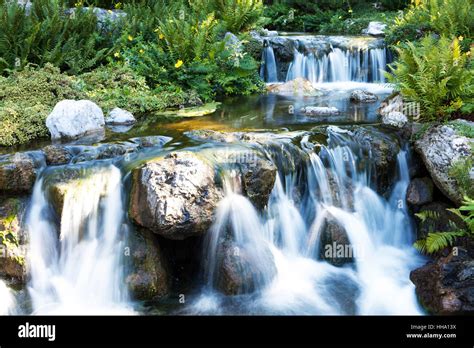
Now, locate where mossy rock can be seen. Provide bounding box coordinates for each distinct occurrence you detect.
[0,197,28,283]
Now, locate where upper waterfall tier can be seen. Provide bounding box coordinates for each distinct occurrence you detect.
[257,34,392,84]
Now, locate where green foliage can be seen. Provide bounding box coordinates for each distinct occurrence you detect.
[414,197,474,254]
[387,36,474,121]
[263,1,405,33]
[0,64,85,146]
[449,156,474,199]
[209,0,263,33]
[386,0,474,46]
[0,0,111,75]
[79,63,199,115]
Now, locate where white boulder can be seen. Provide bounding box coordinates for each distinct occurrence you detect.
[106,107,136,125]
[362,22,387,37]
[46,100,105,139]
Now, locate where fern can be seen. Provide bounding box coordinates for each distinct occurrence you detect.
[414,197,474,255]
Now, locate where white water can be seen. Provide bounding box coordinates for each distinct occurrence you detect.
[0,280,16,315]
[285,47,387,83]
[26,165,133,314]
[191,129,424,315]
[260,45,278,83]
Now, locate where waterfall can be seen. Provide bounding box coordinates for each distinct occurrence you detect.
[285,47,387,83]
[26,164,133,314]
[0,280,16,315]
[191,129,423,315]
[260,43,278,83]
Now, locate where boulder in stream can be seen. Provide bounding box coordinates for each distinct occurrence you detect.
[0,151,45,194]
[406,177,434,206]
[46,100,105,140]
[350,90,378,103]
[106,107,136,125]
[267,78,322,96]
[415,124,473,205]
[126,228,170,301]
[410,247,474,314]
[0,197,28,284]
[129,151,225,240]
[362,21,387,37]
[301,106,340,116]
[215,239,277,295]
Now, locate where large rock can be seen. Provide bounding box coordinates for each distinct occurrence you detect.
[350,90,378,103]
[362,21,387,36]
[0,197,28,284]
[46,100,105,140]
[126,228,170,301]
[410,247,474,314]
[318,214,353,267]
[352,127,401,193]
[406,177,434,206]
[415,125,473,205]
[106,107,136,125]
[382,111,408,129]
[215,239,277,295]
[267,78,321,96]
[129,151,225,240]
[43,145,72,165]
[0,151,45,194]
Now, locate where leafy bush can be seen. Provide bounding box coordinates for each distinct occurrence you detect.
[387,36,474,121]
[387,0,474,46]
[0,64,85,146]
[79,63,200,115]
[0,0,111,75]
[414,197,474,254]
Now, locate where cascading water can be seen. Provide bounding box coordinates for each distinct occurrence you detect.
[189,128,423,315]
[286,47,387,83]
[0,280,16,315]
[26,164,133,314]
[260,43,278,83]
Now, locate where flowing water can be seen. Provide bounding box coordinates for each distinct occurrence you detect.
[185,128,423,315]
[26,164,133,314]
[1,34,425,315]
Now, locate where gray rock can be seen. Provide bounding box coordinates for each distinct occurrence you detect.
[0,151,45,194]
[415,125,473,205]
[129,151,225,240]
[382,111,408,129]
[224,32,242,53]
[350,89,378,103]
[215,239,277,295]
[319,214,353,267]
[43,145,72,165]
[267,78,322,96]
[410,247,474,314]
[362,21,387,36]
[106,108,136,125]
[407,177,434,206]
[0,197,28,284]
[126,228,170,301]
[46,100,105,140]
[65,7,126,30]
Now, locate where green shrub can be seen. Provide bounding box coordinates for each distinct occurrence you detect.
[0,0,111,75]
[0,64,85,146]
[387,0,474,46]
[387,35,474,121]
[449,157,474,199]
[79,63,199,115]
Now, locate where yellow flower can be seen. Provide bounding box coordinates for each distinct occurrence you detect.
[114,52,120,58]
[159,33,164,40]
[139,49,145,54]
[348,9,353,13]
[128,35,133,41]
[467,51,471,56]
[114,2,122,9]
[459,36,464,41]
[175,60,183,68]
